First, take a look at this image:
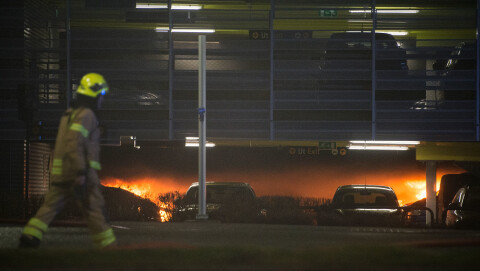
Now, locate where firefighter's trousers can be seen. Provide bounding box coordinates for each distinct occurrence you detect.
[22,181,116,248]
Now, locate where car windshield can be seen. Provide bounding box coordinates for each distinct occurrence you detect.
[184,186,255,204]
[463,187,480,211]
[334,189,398,208]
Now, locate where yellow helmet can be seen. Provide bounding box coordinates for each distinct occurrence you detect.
[76,73,109,98]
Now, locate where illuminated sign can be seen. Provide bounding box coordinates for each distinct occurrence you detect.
[249,30,270,40]
[319,9,337,17]
[318,141,336,150]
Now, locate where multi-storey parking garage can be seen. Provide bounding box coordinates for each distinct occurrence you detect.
[1,1,479,225]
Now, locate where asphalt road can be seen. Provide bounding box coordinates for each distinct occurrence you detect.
[1,221,480,270]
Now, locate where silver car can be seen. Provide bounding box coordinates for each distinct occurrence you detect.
[331,185,403,226]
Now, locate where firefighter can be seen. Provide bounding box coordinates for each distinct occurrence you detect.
[19,73,116,248]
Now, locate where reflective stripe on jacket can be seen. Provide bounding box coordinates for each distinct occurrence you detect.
[51,107,101,183]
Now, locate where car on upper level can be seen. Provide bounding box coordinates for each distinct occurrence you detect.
[445,184,480,229]
[414,42,477,110]
[331,184,403,226]
[174,181,259,222]
[321,32,408,71]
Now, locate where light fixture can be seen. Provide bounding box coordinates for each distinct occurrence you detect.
[349,141,420,145]
[171,29,215,33]
[185,137,215,147]
[345,30,408,36]
[349,9,419,14]
[377,31,409,36]
[348,145,409,151]
[136,3,202,10]
[347,140,420,151]
[155,27,215,33]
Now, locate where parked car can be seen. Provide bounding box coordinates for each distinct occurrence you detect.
[175,182,259,222]
[437,173,478,224]
[331,185,403,226]
[403,173,479,227]
[322,32,408,71]
[420,42,477,109]
[445,185,480,229]
[403,198,427,227]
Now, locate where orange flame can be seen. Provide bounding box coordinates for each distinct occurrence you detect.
[102,178,179,222]
[392,177,446,206]
[405,180,441,201]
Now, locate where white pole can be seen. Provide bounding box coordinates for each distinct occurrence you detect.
[197,35,208,220]
[425,161,436,227]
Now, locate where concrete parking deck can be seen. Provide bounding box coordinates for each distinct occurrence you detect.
[1,221,480,270]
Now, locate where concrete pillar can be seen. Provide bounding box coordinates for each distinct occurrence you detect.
[197,35,208,220]
[425,161,437,226]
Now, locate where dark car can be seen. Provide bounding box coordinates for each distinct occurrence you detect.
[402,197,438,227]
[331,185,402,226]
[403,198,427,227]
[175,182,258,222]
[445,185,480,229]
[322,32,408,71]
[433,42,476,73]
[418,41,477,110]
[437,173,479,224]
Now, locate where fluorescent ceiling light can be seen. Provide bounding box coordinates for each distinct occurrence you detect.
[345,30,408,36]
[155,27,215,33]
[185,137,215,147]
[350,9,419,14]
[172,29,215,33]
[185,143,216,147]
[377,31,409,36]
[348,146,409,151]
[347,140,419,151]
[136,3,202,10]
[349,141,420,145]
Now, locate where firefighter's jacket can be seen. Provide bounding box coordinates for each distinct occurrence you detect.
[51,107,101,184]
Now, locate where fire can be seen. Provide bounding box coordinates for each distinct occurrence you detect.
[158,202,172,223]
[102,178,178,222]
[405,180,441,201]
[393,178,443,206]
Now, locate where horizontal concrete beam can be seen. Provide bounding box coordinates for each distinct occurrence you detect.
[416,142,480,161]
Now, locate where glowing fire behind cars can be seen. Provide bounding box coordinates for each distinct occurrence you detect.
[102,178,178,222]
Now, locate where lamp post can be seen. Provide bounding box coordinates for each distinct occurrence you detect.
[196,35,208,220]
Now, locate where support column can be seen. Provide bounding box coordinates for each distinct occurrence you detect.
[371,0,377,140]
[66,0,71,107]
[476,0,480,141]
[197,35,208,220]
[168,0,174,140]
[269,0,275,140]
[425,161,437,227]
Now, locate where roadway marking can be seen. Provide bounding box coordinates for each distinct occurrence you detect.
[111,225,131,230]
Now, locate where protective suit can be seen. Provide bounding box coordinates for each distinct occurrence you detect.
[19,73,116,248]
